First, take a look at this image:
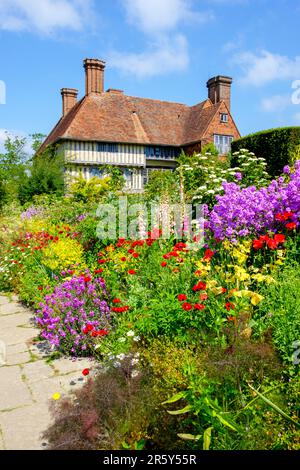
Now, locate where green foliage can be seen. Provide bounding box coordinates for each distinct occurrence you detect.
[19,149,64,204]
[177,151,235,206]
[257,264,300,373]
[230,148,270,188]
[69,175,111,203]
[144,169,179,203]
[0,134,28,203]
[231,126,300,177]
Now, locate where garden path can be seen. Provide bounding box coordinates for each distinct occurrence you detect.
[0,294,94,450]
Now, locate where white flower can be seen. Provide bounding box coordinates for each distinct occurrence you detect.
[118,337,126,343]
[127,330,135,337]
[116,353,125,360]
[133,336,140,342]
[131,358,139,366]
[113,361,121,368]
[134,352,140,358]
[131,370,140,378]
[206,189,215,194]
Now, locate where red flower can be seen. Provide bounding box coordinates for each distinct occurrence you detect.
[221,287,227,294]
[94,268,104,274]
[121,257,126,262]
[286,222,296,230]
[252,239,264,250]
[182,302,193,311]
[161,261,167,267]
[113,298,121,304]
[132,252,139,258]
[192,282,206,292]
[98,259,106,264]
[225,302,235,311]
[163,253,171,259]
[199,293,208,301]
[203,249,214,261]
[259,235,269,242]
[82,368,90,376]
[177,294,187,301]
[83,324,94,334]
[228,315,236,323]
[84,275,92,282]
[170,251,179,257]
[128,249,134,254]
[174,242,186,251]
[194,303,205,310]
[128,269,136,275]
[37,286,43,291]
[266,238,278,250]
[274,234,286,244]
[97,329,109,337]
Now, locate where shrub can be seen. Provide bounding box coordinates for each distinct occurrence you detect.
[258,264,300,373]
[35,274,111,355]
[43,358,182,450]
[231,127,300,178]
[41,237,85,272]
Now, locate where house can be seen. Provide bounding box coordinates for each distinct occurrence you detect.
[40,58,240,192]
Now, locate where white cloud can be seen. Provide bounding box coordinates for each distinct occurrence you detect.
[109,34,189,78]
[261,94,291,112]
[0,128,32,154]
[233,50,300,86]
[0,0,93,35]
[123,0,213,34]
[112,1,213,78]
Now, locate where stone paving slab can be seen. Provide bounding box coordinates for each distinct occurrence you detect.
[22,360,55,383]
[0,303,29,316]
[0,365,33,411]
[0,294,97,449]
[0,403,51,450]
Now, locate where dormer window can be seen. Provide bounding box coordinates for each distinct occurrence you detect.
[220,113,228,123]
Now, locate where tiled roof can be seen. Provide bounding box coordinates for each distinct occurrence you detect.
[40,91,224,151]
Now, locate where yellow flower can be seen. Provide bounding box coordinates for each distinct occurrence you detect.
[42,238,84,272]
[52,392,61,400]
[251,293,264,306]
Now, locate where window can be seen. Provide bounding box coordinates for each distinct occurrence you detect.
[122,168,133,187]
[214,135,233,155]
[144,146,181,159]
[220,113,228,123]
[97,143,118,153]
[90,167,103,178]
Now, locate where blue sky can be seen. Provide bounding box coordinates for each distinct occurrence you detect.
[1,0,300,152]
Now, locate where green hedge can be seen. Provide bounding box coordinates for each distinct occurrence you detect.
[231,127,300,177]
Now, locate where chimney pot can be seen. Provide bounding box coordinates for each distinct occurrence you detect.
[84,58,106,95]
[207,75,232,111]
[61,88,78,117]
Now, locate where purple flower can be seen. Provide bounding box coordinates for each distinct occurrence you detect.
[205,160,300,241]
[235,172,242,181]
[35,273,111,356]
[283,165,290,175]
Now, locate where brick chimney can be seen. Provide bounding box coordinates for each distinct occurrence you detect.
[207,76,232,111]
[84,58,106,95]
[61,88,78,117]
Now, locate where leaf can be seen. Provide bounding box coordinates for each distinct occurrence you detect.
[121,440,131,450]
[135,439,146,450]
[214,412,242,432]
[247,383,300,428]
[203,427,213,450]
[167,405,192,415]
[162,391,186,405]
[177,433,201,441]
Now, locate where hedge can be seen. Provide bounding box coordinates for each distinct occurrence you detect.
[231,127,300,177]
